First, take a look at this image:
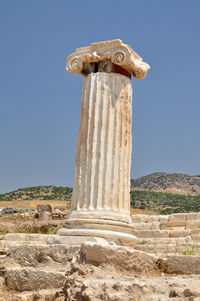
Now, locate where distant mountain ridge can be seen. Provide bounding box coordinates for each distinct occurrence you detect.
[131,172,200,195]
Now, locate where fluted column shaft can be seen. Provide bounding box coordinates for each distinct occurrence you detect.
[69,72,132,223]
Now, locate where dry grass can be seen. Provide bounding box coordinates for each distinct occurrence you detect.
[0,200,156,236]
[0,200,156,215]
[130,207,157,215]
[0,199,69,210]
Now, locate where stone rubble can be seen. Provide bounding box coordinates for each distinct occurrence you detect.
[0,206,199,300]
[0,208,34,216]
[0,222,199,300]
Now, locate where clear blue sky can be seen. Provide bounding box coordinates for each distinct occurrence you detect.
[0,0,200,193]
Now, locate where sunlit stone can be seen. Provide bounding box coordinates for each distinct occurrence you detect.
[59,40,150,246]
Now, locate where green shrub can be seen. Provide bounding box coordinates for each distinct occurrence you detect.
[130,190,200,214]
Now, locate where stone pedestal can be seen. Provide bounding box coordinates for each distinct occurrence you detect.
[59,40,150,246]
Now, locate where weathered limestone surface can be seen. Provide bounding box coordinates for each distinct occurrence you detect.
[66,39,150,79]
[160,255,200,275]
[81,242,157,274]
[5,268,66,291]
[70,72,132,222]
[1,237,200,299]
[59,79,132,240]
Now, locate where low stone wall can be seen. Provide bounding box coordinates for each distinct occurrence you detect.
[131,213,200,234]
[131,213,200,255]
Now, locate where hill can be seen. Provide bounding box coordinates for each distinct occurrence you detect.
[0,186,72,202]
[130,190,200,215]
[131,172,200,195]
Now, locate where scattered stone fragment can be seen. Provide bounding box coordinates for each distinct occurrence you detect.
[183,288,199,297]
[38,212,52,221]
[5,268,66,291]
[37,204,52,213]
[0,248,8,255]
[0,265,5,276]
[0,208,31,215]
[160,255,200,275]
[81,242,158,274]
[169,289,180,297]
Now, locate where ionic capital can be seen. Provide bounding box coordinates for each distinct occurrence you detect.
[66,39,150,79]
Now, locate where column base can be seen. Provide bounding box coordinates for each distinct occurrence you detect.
[58,218,137,247]
[68,209,132,223]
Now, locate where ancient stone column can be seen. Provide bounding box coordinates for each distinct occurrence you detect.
[59,40,150,246]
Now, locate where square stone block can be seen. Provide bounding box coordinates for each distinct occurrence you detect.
[187,213,197,220]
[160,222,186,230]
[186,221,200,229]
[159,216,169,223]
[168,213,187,222]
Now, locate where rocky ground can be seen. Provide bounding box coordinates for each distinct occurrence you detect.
[0,241,200,300]
[0,206,200,300]
[0,205,154,236]
[0,204,69,236]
